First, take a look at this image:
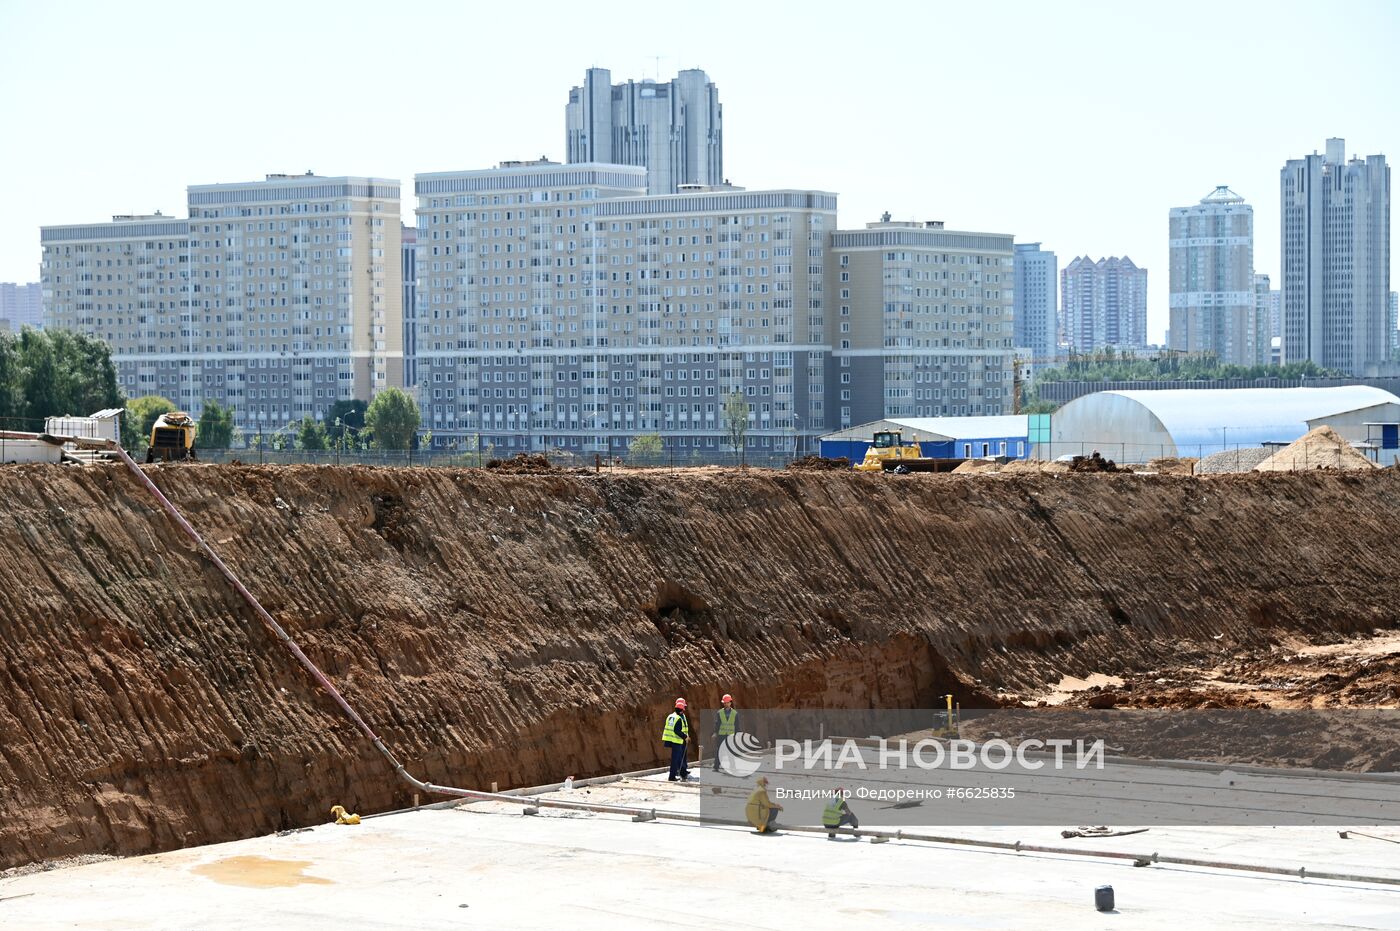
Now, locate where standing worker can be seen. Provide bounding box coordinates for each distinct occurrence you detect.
[746,776,783,834]
[822,788,859,839]
[712,693,738,771]
[663,698,692,782]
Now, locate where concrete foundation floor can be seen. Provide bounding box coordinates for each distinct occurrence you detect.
[3,774,1398,930]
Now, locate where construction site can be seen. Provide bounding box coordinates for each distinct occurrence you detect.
[1,426,1399,928]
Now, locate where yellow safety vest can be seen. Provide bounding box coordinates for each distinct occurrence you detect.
[822,798,846,828]
[663,711,688,744]
[717,707,737,736]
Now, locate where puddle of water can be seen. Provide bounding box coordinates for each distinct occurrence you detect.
[192,855,332,888]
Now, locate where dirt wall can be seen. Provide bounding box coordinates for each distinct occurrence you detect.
[1,465,1397,868]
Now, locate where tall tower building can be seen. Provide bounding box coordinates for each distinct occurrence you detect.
[565,67,723,195]
[829,219,1015,426]
[1012,242,1057,361]
[402,225,418,389]
[1253,274,1275,366]
[1169,186,1256,365]
[1060,256,1148,352]
[42,173,401,433]
[1280,138,1390,374]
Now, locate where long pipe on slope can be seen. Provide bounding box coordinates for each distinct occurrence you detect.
[102,447,1400,888]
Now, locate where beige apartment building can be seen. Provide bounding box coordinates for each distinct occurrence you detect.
[41,173,401,436]
[414,159,835,455]
[827,218,1016,427]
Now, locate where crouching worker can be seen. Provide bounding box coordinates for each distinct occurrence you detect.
[746,776,783,833]
[823,788,859,838]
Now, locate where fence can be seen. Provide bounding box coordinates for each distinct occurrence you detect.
[191,446,814,472]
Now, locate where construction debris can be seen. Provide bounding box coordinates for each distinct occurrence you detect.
[786,455,849,471]
[1254,426,1377,472]
[1061,826,1149,839]
[1069,451,1128,473]
[485,453,557,474]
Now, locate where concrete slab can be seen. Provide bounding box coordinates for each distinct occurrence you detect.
[2,780,1398,930]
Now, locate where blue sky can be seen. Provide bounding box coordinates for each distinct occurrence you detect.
[2,0,1395,343]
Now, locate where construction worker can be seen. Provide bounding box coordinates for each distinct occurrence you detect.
[746,776,783,833]
[712,693,738,771]
[822,788,859,839]
[663,698,692,781]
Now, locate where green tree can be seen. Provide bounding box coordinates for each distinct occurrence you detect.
[124,396,176,453]
[0,332,19,423]
[722,389,750,463]
[296,417,328,450]
[364,387,420,450]
[324,398,368,443]
[198,400,235,449]
[628,432,664,463]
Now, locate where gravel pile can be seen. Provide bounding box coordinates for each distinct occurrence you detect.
[1196,447,1274,474]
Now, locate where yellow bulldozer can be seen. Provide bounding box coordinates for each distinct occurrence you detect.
[145,411,198,463]
[853,430,962,473]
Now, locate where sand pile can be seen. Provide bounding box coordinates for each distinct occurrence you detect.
[1254,426,1377,472]
[1146,457,1196,476]
[952,458,1001,475]
[1000,459,1071,474]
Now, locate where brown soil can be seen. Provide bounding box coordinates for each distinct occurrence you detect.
[787,455,850,471]
[1,464,1398,868]
[1146,456,1196,476]
[485,453,558,473]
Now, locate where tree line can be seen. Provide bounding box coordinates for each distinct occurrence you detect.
[0,326,421,451]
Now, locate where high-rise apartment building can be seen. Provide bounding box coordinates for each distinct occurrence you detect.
[1169,186,1256,365]
[413,159,833,455]
[402,225,418,388]
[1061,256,1148,352]
[1253,274,1276,366]
[0,282,44,331]
[1281,138,1391,374]
[828,219,1015,426]
[566,68,723,195]
[1012,242,1057,361]
[42,174,402,432]
[1391,291,1399,357]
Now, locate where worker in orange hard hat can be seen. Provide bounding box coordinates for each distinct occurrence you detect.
[662,697,693,781]
[712,693,738,772]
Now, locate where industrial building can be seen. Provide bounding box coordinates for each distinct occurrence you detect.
[1037,386,1400,461]
[820,415,1032,462]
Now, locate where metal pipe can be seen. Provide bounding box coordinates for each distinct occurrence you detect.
[106,448,1400,889]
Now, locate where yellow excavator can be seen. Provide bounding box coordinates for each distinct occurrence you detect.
[146,412,198,463]
[854,430,961,473]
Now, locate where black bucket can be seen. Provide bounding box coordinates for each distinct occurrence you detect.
[1095,885,1115,911]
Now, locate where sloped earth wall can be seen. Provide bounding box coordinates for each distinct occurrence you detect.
[1,465,1396,868]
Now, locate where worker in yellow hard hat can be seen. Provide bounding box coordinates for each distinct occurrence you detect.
[712,693,738,772]
[746,776,782,833]
[663,698,692,782]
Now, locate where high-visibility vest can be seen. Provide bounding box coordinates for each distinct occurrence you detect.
[717,707,737,736]
[663,711,688,744]
[822,798,846,828]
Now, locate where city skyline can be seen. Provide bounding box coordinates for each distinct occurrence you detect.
[1,0,1396,346]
